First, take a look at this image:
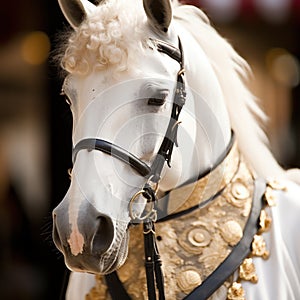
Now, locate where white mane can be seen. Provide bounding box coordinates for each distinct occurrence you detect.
[173,4,300,182]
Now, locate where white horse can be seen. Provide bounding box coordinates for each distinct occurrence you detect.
[52,0,300,299]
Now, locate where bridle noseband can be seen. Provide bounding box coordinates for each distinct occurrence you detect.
[72,37,186,222]
[72,138,151,177]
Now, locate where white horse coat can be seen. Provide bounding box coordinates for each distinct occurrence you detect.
[52,0,300,299]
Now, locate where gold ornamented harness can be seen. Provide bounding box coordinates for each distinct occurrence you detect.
[86,142,284,300]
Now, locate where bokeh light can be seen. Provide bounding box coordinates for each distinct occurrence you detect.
[21,31,50,65]
[266,48,300,87]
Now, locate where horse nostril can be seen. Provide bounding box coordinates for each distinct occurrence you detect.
[92,216,114,254]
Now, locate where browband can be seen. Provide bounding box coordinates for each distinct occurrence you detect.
[151,38,182,64]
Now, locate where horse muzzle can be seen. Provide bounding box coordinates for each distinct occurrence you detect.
[52,198,115,273]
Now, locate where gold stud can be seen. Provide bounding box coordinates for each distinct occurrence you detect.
[176,269,202,294]
[258,210,272,233]
[187,228,211,247]
[251,235,269,259]
[264,187,277,207]
[231,181,250,200]
[227,282,246,300]
[220,220,243,246]
[239,258,258,283]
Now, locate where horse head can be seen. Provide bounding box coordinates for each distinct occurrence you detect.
[52,0,233,274]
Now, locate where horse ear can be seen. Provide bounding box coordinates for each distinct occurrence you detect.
[58,0,96,28]
[143,0,172,33]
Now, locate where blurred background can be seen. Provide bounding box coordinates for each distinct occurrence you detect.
[0,0,299,299]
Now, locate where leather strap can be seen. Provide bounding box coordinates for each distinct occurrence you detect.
[144,221,159,300]
[157,186,226,223]
[152,38,182,63]
[184,178,266,300]
[143,221,166,300]
[105,271,131,300]
[72,138,151,177]
[145,38,185,184]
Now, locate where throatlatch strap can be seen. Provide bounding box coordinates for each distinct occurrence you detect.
[184,178,266,300]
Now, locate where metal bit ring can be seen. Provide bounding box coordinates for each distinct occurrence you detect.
[129,190,156,221]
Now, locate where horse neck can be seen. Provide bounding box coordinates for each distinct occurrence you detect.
[159,29,232,192]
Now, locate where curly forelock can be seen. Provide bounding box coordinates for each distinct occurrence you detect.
[61,0,148,75]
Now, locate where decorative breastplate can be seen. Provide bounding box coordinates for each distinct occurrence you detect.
[86,144,283,300]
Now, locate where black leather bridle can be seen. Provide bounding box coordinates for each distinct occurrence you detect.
[72,38,186,300]
[72,37,186,217]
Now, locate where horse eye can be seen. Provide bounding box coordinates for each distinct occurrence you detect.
[148,90,168,106]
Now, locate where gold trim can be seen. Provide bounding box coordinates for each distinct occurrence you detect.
[226,178,286,299]
[167,142,241,215]
[227,282,246,300]
[264,187,277,207]
[239,258,258,283]
[258,210,272,233]
[251,235,270,259]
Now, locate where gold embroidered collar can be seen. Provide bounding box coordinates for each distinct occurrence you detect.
[165,141,241,216]
[86,144,284,300]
